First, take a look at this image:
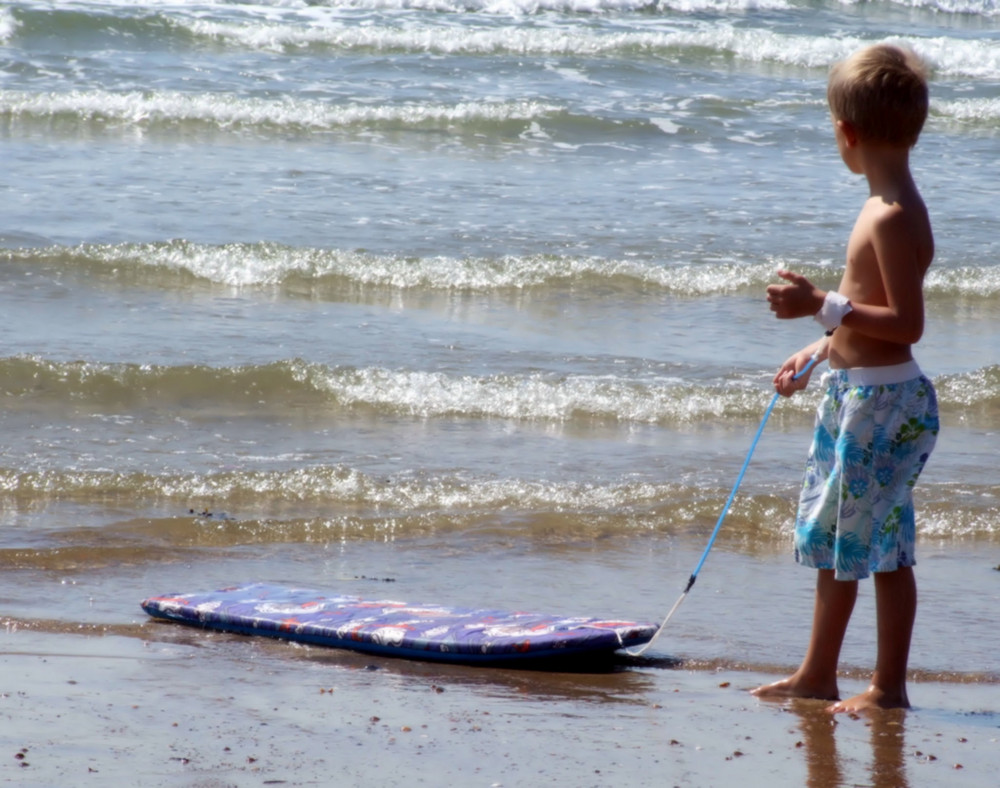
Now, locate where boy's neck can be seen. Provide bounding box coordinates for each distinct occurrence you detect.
[857,142,916,201]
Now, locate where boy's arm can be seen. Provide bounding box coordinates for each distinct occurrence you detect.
[766,207,927,345]
[851,206,926,345]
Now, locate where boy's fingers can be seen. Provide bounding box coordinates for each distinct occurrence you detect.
[766,285,793,312]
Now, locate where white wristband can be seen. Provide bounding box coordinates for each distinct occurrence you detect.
[814,291,852,333]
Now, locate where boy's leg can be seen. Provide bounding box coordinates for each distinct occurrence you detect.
[752,569,857,700]
[829,566,916,713]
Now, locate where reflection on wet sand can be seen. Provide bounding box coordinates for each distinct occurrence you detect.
[788,700,909,788]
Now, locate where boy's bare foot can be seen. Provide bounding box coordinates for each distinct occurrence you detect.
[827,685,909,714]
[750,676,839,702]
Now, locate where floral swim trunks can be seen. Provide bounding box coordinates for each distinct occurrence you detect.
[793,360,939,581]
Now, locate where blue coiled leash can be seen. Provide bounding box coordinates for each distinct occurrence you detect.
[626,351,821,657]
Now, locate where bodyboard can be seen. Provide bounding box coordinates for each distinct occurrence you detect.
[141,582,657,665]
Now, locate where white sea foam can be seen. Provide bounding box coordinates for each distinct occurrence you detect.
[47,240,1000,297]
[366,0,1000,14]
[659,0,793,9]
[935,97,1000,124]
[912,36,1000,78]
[925,265,1000,297]
[684,28,1000,79]
[21,0,999,14]
[185,17,636,55]
[177,15,1000,80]
[844,0,1000,15]
[20,242,1000,298]
[319,366,761,423]
[67,241,789,292]
[0,8,19,43]
[651,117,682,134]
[18,0,307,8]
[0,89,561,132]
[194,0,790,14]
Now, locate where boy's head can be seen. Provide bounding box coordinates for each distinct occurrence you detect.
[827,44,929,148]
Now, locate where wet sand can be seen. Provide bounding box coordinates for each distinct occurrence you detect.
[2,625,997,787]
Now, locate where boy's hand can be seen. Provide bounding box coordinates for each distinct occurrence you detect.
[766,270,825,319]
[773,349,816,397]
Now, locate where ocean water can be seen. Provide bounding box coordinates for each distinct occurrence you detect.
[1,0,999,686]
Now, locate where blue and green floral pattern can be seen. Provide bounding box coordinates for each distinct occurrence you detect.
[794,371,939,580]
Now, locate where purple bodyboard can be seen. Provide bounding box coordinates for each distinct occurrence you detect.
[141,582,657,665]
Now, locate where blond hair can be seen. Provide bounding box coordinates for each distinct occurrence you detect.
[827,44,929,148]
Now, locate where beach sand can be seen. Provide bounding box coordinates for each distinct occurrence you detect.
[2,625,996,787]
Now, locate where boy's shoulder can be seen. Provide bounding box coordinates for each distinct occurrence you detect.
[862,175,931,228]
[852,187,933,273]
[863,189,929,227]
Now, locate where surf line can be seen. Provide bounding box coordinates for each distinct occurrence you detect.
[624,345,824,658]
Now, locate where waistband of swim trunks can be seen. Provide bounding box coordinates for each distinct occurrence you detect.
[828,360,923,386]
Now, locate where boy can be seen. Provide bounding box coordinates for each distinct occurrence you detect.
[751,44,939,713]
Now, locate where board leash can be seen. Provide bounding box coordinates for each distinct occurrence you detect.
[624,349,822,658]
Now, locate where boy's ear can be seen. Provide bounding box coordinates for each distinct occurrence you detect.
[836,119,860,147]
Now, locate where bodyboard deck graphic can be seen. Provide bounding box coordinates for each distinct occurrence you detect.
[142,582,657,665]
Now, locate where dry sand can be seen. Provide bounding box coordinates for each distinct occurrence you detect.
[1,625,997,787]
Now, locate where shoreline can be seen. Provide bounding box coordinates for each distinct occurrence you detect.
[2,628,997,787]
[3,610,998,688]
